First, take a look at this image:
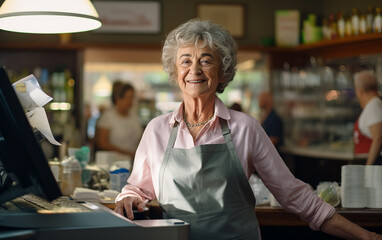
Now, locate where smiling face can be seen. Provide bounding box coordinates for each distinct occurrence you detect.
[176,44,223,100]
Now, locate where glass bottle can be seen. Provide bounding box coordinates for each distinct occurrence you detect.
[337,12,345,37]
[345,16,352,36]
[374,7,382,33]
[366,6,374,33]
[322,19,331,40]
[351,8,360,35]
[328,13,337,39]
[359,12,367,35]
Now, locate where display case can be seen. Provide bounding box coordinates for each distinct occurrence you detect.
[0,47,84,158]
[272,53,382,160]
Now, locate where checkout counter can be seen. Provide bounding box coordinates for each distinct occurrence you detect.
[0,201,189,240]
[128,200,382,240]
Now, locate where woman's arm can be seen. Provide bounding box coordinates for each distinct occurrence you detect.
[320,213,381,240]
[96,127,135,158]
[366,122,382,165]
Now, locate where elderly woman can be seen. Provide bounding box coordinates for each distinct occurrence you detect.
[114,19,381,240]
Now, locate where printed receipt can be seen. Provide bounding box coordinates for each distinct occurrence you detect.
[26,107,61,145]
[13,74,61,146]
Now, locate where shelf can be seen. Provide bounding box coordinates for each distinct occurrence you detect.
[241,33,382,68]
[0,42,162,51]
[277,33,382,53]
[1,32,381,65]
[243,33,382,54]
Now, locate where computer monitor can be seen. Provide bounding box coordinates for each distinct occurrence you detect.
[0,66,62,204]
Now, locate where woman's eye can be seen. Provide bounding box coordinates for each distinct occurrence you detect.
[201,59,211,65]
[181,60,191,65]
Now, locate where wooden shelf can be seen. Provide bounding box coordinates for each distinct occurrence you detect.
[242,33,382,53]
[0,42,162,51]
[241,33,382,67]
[2,32,381,55]
[2,32,382,68]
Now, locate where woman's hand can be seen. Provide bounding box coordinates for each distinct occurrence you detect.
[114,197,148,220]
[371,232,382,240]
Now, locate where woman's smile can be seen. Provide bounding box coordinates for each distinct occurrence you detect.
[186,79,206,84]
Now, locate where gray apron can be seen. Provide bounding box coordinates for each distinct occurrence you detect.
[158,118,260,240]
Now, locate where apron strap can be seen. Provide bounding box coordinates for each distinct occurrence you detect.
[166,122,179,150]
[159,122,178,200]
[219,118,236,152]
[219,118,231,142]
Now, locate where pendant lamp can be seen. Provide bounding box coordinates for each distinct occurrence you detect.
[0,0,102,34]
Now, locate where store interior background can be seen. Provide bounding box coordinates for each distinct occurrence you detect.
[1,0,382,187]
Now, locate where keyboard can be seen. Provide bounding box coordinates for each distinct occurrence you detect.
[1,194,92,213]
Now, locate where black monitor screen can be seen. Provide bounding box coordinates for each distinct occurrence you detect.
[0,66,61,204]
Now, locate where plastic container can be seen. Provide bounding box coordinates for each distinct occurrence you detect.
[75,146,91,185]
[109,161,131,192]
[60,156,82,196]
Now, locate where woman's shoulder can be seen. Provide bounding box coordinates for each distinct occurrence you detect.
[228,109,260,125]
[227,109,262,135]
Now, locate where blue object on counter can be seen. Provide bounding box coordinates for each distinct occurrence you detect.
[110,168,130,192]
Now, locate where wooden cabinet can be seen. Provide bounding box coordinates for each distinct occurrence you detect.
[0,45,85,155]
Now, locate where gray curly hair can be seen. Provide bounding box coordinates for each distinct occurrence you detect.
[161,19,237,94]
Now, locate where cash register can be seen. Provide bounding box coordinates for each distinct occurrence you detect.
[0,67,189,240]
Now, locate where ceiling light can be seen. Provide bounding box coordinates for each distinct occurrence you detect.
[0,0,101,34]
[93,75,112,97]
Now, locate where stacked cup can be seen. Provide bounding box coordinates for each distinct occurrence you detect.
[365,165,382,208]
[341,165,366,208]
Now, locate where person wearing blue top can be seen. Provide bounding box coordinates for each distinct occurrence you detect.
[259,91,283,150]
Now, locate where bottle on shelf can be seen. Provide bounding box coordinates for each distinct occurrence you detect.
[328,13,338,39]
[345,15,353,37]
[322,19,331,40]
[337,12,345,38]
[359,12,367,35]
[374,7,382,33]
[351,8,360,36]
[366,6,374,33]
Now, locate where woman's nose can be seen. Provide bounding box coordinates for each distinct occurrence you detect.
[190,63,201,74]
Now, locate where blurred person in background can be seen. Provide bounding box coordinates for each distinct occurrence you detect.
[230,102,243,112]
[95,81,143,159]
[354,70,382,165]
[258,91,283,150]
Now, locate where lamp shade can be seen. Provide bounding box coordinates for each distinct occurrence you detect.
[0,0,102,34]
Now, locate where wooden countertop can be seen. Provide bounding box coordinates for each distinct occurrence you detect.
[104,201,382,227]
[280,146,358,161]
[255,205,382,227]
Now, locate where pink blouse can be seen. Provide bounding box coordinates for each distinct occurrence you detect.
[116,96,335,230]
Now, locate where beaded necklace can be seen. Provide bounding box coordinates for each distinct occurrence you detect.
[184,114,214,128]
